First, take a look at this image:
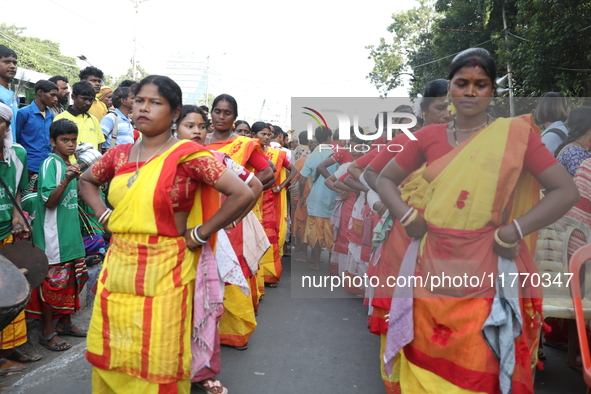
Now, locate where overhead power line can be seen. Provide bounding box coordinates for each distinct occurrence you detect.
[0,31,78,68]
[412,39,494,69]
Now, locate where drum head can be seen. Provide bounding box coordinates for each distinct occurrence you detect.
[0,241,49,289]
[0,255,30,331]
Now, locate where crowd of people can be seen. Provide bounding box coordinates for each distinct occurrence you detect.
[0,42,296,393]
[1,39,591,393]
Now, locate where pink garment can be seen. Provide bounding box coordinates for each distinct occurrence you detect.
[191,243,224,377]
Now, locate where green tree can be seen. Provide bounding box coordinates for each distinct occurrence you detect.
[366,0,443,96]
[198,93,216,109]
[0,24,79,83]
[368,1,591,97]
[108,63,150,88]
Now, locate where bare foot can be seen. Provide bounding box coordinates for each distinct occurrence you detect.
[308,263,321,271]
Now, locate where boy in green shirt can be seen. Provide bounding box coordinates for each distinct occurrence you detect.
[27,118,88,352]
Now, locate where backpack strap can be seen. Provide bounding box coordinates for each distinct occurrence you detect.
[108,111,119,149]
[543,127,567,141]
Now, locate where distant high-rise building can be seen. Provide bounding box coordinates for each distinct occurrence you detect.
[165,53,220,106]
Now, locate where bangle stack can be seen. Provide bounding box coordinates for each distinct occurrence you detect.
[494,228,519,249]
[98,209,112,226]
[190,225,210,246]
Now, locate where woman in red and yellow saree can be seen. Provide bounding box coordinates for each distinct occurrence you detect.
[79,76,253,394]
[252,121,297,287]
[376,49,578,394]
[204,96,274,349]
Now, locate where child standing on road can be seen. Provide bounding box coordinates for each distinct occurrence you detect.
[26,119,88,352]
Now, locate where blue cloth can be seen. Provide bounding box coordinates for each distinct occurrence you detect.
[482,256,523,394]
[100,109,134,148]
[15,101,54,173]
[557,144,591,177]
[300,144,338,218]
[541,120,569,155]
[0,85,18,141]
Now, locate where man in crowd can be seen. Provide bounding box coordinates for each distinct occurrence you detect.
[0,45,18,139]
[97,86,113,110]
[100,85,134,149]
[299,126,337,271]
[48,75,70,116]
[79,66,107,121]
[15,80,58,190]
[54,81,104,149]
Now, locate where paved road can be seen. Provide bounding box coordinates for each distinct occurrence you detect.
[2,252,588,393]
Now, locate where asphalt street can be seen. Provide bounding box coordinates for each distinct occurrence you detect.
[1,251,588,393]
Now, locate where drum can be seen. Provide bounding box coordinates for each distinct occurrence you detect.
[0,255,30,331]
[0,241,49,289]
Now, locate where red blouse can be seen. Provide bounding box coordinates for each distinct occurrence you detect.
[92,143,227,212]
[395,123,557,177]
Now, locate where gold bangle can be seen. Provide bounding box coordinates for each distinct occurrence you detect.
[494,228,519,248]
[401,209,419,227]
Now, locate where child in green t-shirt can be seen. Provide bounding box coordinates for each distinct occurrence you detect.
[28,119,88,352]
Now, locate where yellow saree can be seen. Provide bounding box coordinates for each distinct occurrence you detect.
[86,141,220,393]
[388,116,543,394]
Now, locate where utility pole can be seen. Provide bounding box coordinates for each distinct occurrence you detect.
[131,0,145,81]
[204,55,210,105]
[501,2,515,117]
[259,99,266,119]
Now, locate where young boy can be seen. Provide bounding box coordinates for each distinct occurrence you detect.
[26,118,87,351]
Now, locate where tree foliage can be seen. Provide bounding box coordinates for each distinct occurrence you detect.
[0,24,79,83]
[368,0,591,97]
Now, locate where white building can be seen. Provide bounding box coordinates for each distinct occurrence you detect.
[165,53,220,106]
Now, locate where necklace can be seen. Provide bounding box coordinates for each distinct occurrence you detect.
[127,134,174,188]
[453,115,490,146]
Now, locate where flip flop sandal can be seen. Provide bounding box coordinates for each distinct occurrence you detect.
[56,322,87,337]
[8,349,42,363]
[193,379,228,394]
[39,332,72,351]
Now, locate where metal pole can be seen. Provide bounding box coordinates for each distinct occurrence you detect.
[132,1,138,80]
[204,55,210,106]
[502,2,515,117]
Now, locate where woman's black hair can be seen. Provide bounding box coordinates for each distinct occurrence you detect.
[251,121,270,135]
[132,75,183,111]
[212,94,238,118]
[420,79,448,112]
[50,119,78,140]
[178,105,207,124]
[235,120,250,130]
[534,92,569,125]
[448,48,497,84]
[554,106,591,157]
[72,81,96,97]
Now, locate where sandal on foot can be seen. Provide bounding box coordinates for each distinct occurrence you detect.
[234,343,248,350]
[193,378,228,394]
[56,322,87,337]
[8,349,42,363]
[265,282,278,288]
[39,332,72,351]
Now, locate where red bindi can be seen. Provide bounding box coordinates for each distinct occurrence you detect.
[472,57,478,67]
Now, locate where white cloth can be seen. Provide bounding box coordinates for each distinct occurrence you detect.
[241,211,271,275]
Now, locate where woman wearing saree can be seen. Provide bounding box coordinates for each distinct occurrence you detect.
[376,48,578,393]
[79,75,253,393]
[251,122,297,287]
[205,95,274,349]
